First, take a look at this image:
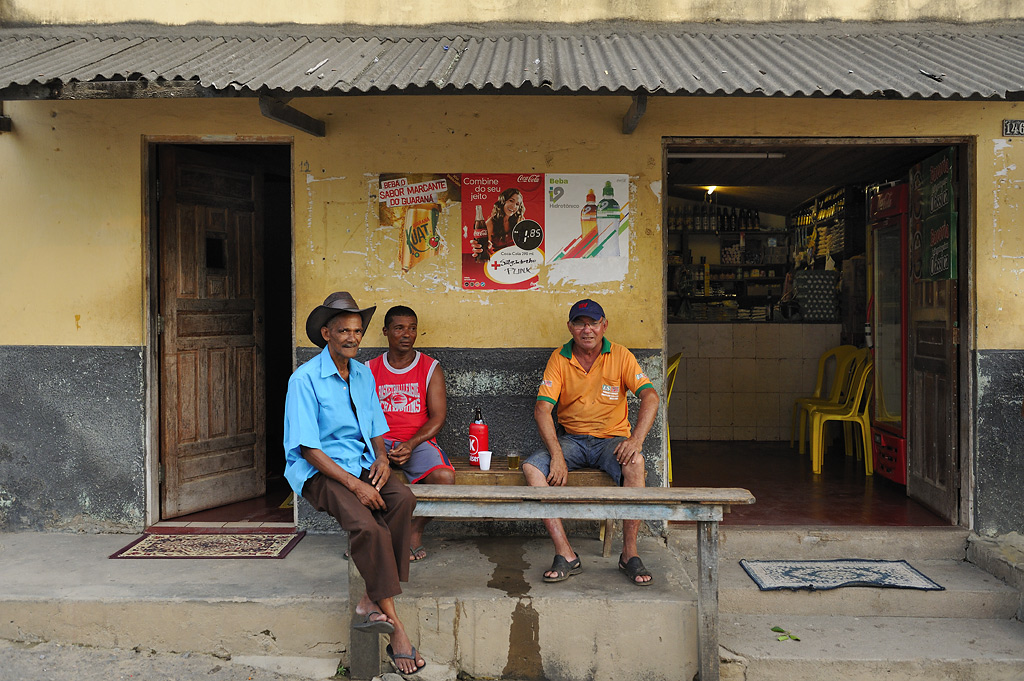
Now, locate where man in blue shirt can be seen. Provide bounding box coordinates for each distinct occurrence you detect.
[284,291,425,675]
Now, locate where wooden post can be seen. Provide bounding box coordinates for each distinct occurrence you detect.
[347,536,382,680]
[696,520,720,681]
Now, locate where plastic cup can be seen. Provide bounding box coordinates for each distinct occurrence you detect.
[478,450,492,471]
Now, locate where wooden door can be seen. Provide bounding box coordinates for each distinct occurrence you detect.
[906,276,958,521]
[905,146,960,523]
[158,146,266,518]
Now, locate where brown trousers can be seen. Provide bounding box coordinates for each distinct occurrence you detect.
[302,470,416,602]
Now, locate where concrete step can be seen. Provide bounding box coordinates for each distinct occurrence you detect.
[0,532,700,681]
[720,614,1024,681]
[713,559,1020,619]
[669,525,969,561]
[0,532,348,661]
[393,535,697,681]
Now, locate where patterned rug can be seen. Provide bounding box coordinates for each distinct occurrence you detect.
[110,532,305,559]
[739,559,944,591]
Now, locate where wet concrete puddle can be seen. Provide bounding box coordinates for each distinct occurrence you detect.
[474,536,544,679]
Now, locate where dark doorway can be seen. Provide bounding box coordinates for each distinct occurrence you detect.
[151,143,293,527]
[662,137,972,527]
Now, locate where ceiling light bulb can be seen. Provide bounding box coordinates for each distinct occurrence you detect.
[707,186,717,195]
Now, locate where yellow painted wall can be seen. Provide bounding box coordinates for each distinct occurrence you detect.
[2,95,1024,349]
[4,0,1024,25]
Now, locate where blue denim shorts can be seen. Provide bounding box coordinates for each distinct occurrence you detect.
[522,433,626,485]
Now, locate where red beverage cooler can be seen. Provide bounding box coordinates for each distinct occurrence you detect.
[868,183,908,484]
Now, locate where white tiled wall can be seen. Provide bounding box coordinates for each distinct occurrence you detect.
[667,323,842,441]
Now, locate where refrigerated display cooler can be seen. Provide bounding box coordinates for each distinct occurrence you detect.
[868,183,909,485]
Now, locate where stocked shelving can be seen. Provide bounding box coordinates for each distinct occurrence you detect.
[789,185,866,267]
[667,197,790,322]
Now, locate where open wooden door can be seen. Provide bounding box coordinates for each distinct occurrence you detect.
[906,148,959,522]
[158,146,266,518]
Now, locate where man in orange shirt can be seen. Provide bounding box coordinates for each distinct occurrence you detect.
[522,299,660,586]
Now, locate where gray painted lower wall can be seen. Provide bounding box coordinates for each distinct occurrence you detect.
[0,345,146,532]
[975,350,1024,536]
[296,345,666,535]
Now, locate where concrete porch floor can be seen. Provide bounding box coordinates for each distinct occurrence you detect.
[2,527,1023,681]
[0,531,695,681]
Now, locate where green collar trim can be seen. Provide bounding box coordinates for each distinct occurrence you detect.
[559,337,612,359]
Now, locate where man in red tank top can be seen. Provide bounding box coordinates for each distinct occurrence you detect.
[368,306,455,562]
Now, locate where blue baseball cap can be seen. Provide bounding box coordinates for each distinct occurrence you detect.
[568,299,605,322]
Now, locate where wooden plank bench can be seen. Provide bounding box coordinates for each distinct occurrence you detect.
[448,456,618,556]
[348,483,755,681]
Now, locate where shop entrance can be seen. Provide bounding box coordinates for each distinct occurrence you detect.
[662,137,971,527]
[148,142,293,525]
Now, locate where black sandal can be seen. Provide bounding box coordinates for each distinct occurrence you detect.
[543,554,582,582]
[619,555,653,586]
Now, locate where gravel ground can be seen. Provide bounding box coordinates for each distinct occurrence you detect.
[0,639,332,681]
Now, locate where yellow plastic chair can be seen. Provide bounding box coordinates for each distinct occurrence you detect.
[665,353,682,484]
[790,344,859,454]
[808,353,874,476]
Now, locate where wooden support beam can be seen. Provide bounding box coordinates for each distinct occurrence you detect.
[622,92,648,134]
[259,96,326,137]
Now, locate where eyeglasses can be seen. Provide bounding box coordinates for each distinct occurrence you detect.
[570,319,604,331]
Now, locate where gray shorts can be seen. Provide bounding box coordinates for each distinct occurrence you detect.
[384,438,453,484]
[522,433,627,485]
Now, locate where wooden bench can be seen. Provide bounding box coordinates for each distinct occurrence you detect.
[449,455,619,556]
[347,483,755,681]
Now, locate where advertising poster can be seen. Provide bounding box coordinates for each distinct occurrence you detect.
[544,174,630,262]
[461,173,546,290]
[912,147,957,281]
[378,173,460,273]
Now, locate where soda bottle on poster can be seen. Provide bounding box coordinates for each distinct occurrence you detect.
[469,407,488,466]
[400,206,438,272]
[580,188,598,236]
[472,204,489,262]
[596,181,621,257]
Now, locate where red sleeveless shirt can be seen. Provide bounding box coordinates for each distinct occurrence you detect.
[367,351,440,442]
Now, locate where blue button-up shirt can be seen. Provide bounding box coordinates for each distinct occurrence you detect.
[283,346,389,496]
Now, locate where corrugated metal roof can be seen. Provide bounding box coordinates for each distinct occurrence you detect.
[2,21,1024,99]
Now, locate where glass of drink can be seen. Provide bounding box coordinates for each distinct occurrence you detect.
[507,450,521,470]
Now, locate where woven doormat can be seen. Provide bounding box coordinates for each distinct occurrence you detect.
[110,532,305,559]
[740,559,944,591]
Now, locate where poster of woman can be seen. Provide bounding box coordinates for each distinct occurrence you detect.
[461,173,546,290]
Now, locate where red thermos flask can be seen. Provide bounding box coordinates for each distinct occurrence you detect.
[469,407,488,466]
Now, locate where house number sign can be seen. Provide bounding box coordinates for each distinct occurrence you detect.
[1003,120,1024,136]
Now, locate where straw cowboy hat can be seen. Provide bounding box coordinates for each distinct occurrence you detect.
[305,291,376,348]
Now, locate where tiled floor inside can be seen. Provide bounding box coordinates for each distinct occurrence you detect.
[672,440,949,526]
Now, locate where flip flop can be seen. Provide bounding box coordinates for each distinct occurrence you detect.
[386,643,426,676]
[543,554,582,583]
[618,555,654,586]
[353,611,395,634]
[409,545,427,562]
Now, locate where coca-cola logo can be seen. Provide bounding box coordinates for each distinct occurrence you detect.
[517,174,541,183]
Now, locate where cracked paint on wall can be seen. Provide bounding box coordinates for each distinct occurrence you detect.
[983,137,1024,348]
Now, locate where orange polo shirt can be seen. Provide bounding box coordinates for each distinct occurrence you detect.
[536,338,655,438]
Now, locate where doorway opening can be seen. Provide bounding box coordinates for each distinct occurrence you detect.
[147,142,293,529]
[662,137,972,528]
